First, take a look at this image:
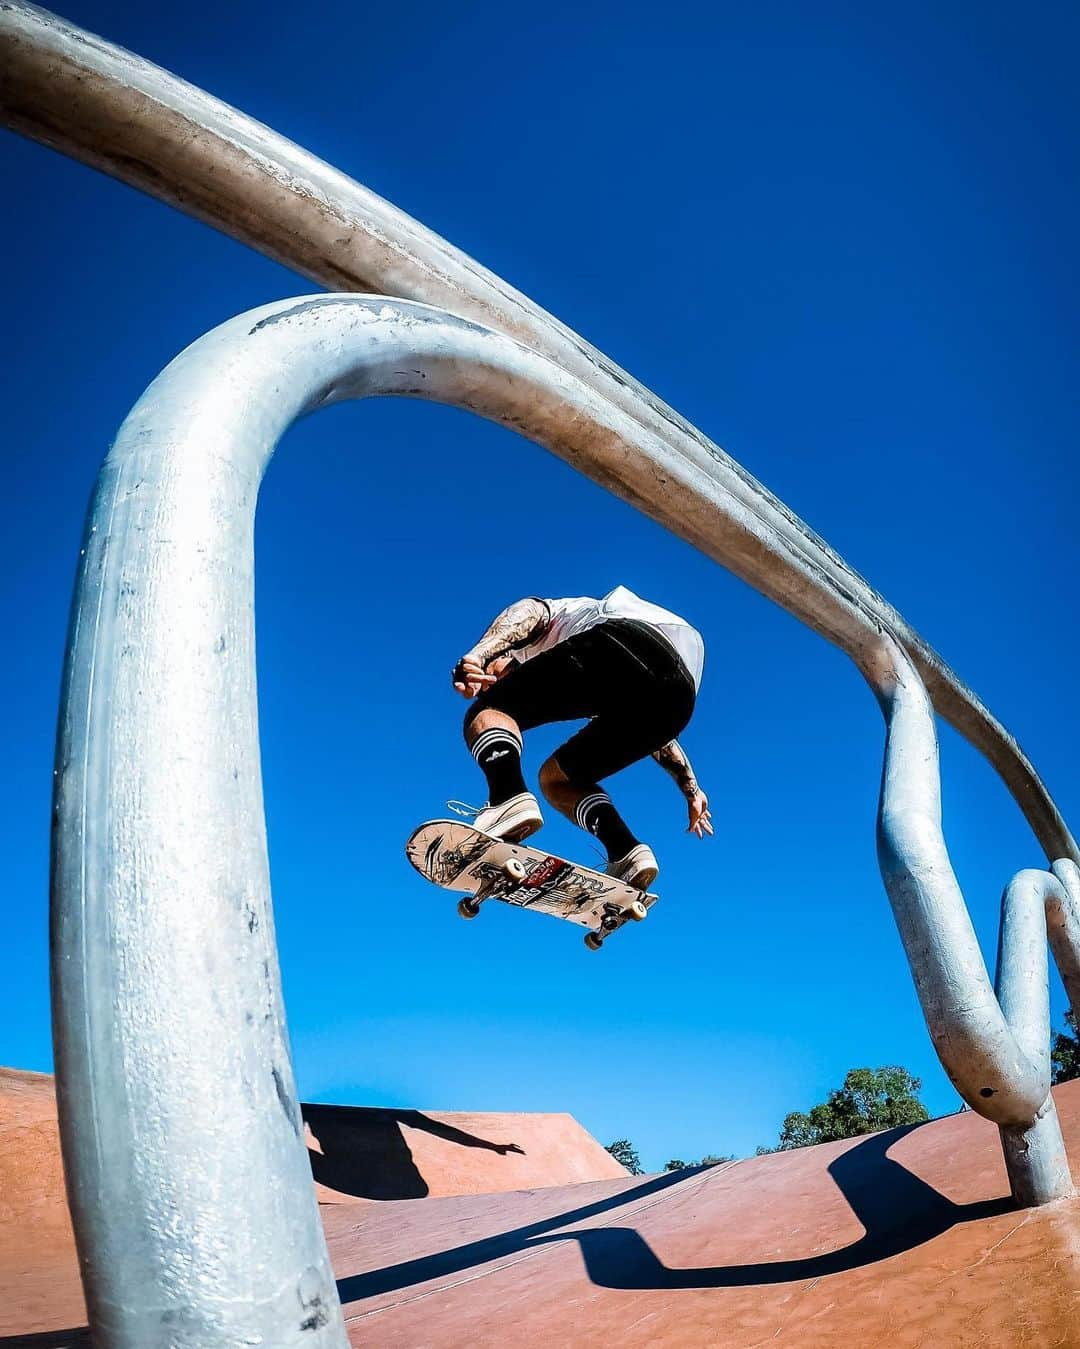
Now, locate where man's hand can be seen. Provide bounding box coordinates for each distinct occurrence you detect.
[687,790,713,839]
[485,654,517,680]
[453,598,551,700]
[452,599,550,698]
[452,653,498,698]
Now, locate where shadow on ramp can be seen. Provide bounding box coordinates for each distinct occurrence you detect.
[0,1121,1015,1344]
[0,1331,90,1347]
[338,1122,1014,1302]
[303,1104,524,1200]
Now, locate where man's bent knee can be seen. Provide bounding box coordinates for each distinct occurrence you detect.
[464,703,519,744]
[539,756,578,810]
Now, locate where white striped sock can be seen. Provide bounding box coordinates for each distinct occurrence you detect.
[575,791,611,832]
[471,728,522,762]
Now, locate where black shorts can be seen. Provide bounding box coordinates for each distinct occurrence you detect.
[467,618,696,784]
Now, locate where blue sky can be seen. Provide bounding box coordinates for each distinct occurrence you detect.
[2,0,1077,1169]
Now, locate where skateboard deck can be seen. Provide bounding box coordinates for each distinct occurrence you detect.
[406,820,658,950]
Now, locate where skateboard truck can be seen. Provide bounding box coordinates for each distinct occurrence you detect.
[583,899,648,951]
[457,855,527,919]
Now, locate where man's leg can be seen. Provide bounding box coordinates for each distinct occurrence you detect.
[460,702,543,841]
[464,706,527,805]
[459,638,601,840]
[538,757,643,867]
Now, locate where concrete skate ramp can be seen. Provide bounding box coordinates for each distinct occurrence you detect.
[5,1075,1080,1347]
[0,1069,622,1343]
[0,1070,82,1345]
[0,1067,624,1204]
[302,1102,628,1201]
[328,1081,1080,1347]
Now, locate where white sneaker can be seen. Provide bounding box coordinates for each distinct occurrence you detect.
[605,844,659,890]
[474,792,544,842]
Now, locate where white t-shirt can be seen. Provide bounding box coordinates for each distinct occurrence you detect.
[515,586,704,690]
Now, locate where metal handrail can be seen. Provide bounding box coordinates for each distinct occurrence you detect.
[2,1,1073,1337]
[52,299,1080,1349]
[863,634,1080,1205]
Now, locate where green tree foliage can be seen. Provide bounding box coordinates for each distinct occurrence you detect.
[606,1138,643,1175]
[1051,1012,1080,1085]
[770,1066,929,1151]
[663,1154,733,1171]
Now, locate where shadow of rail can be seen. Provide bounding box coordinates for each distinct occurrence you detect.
[0,1330,90,1347]
[1,1121,1017,1343]
[337,1122,1014,1303]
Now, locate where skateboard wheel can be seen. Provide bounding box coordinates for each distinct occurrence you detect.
[458,897,482,919]
[503,856,527,882]
[626,899,648,922]
[584,932,604,951]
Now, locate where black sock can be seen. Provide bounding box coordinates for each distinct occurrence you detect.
[470,727,527,804]
[575,790,639,860]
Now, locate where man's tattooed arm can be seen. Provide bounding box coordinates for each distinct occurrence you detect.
[654,740,714,838]
[651,740,700,801]
[463,597,552,669]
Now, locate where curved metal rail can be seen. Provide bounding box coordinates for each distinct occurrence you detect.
[2,0,1073,1334]
[2,0,1074,865]
[54,298,1080,1349]
[863,635,1080,1205]
[59,294,703,1345]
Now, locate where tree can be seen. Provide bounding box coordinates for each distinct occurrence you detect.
[770,1066,929,1152]
[1051,1012,1080,1085]
[663,1154,733,1171]
[606,1138,643,1175]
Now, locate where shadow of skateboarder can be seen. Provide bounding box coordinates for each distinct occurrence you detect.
[302,1104,525,1200]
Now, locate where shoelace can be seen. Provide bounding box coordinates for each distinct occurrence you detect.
[446,799,486,818]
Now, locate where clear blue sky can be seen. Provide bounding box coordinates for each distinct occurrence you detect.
[2,0,1077,1170]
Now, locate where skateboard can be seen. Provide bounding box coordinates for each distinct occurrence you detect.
[406,820,658,951]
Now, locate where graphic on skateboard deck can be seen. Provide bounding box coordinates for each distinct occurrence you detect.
[406,820,658,951]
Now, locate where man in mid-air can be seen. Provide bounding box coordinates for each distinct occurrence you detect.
[452,586,711,890]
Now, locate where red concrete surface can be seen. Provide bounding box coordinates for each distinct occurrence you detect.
[4,1070,1080,1347]
[0,1068,622,1343]
[0,1070,84,1344]
[328,1081,1080,1347]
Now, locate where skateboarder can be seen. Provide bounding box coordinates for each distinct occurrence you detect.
[452,586,711,890]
